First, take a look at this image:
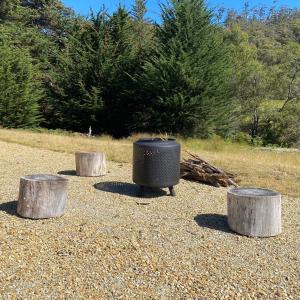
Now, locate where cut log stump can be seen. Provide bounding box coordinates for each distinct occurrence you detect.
[75,152,107,177]
[17,174,68,219]
[227,187,281,237]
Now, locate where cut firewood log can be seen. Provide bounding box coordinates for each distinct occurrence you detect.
[180,152,238,187]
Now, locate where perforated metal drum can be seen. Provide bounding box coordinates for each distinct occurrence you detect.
[133,138,181,196]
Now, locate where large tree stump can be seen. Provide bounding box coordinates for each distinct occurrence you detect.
[75,152,107,177]
[227,187,281,237]
[17,174,68,219]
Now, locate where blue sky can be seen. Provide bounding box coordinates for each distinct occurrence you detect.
[62,0,300,20]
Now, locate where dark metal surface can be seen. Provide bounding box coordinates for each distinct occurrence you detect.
[133,138,181,189]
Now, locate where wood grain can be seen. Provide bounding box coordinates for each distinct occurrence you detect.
[75,152,107,177]
[227,188,281,237]
[17,174,68,219]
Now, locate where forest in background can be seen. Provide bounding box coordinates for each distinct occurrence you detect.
[0,0,299,147]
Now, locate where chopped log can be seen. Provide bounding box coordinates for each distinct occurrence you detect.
[17,174,68,219]
[227,188,281,237]
[75,152,107,177]
[180,152,238,187]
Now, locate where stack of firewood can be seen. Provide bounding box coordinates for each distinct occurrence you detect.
[180,152,238,187]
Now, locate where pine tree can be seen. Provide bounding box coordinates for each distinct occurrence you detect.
[0,44,42,127]
[132,0,147,21]
[50,7,133,134]
[3,0,74,36]
[129,0,156,59]
[134,0,231,136]
[48,13,107,131]
[0,0,19,21]
[0,0,76,129]
[106,0,157,135]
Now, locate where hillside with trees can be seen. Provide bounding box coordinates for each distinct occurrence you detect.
[0,0,299,147]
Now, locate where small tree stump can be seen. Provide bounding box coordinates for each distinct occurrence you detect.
[17,174,68,219]
[227,187,281,237]
[75,152,107,177]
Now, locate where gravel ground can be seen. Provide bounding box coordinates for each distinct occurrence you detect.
[0,141,299,299]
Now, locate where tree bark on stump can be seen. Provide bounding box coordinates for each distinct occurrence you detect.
[227,187,281,237]
[17,174,68,219]
[75,152,107,177]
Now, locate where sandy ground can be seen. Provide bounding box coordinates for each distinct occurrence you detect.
[0,140,299,299]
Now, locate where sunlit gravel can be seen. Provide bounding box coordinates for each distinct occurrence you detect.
[0,141,299,299]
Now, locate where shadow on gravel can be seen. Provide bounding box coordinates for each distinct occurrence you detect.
[194,214,234,234]
[0,200,18,216]
[58,170,77,176]
[94,181,167,198]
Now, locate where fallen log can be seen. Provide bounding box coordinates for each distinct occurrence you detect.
[180,152,238,187]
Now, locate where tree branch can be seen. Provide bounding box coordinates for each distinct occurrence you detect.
[279,67,299,112]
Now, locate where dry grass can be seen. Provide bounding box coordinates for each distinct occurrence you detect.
[0,128,132,163]
[0,128,299,197]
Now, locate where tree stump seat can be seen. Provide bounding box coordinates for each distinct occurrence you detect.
[75,152,107,177]
[17,174,68,219]
[227,187,281,237]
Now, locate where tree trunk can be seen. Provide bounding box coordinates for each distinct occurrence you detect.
[227,187,281,237]
[75,152,107,177]
[17,174,68,219]
[251,108,259,139]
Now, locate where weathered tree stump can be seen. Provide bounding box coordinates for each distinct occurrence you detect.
[17,174,68,219]
[227,188,281,237]
[75,152,107,177]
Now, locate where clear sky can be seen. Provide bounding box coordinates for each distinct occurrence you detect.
[62,0,300,20]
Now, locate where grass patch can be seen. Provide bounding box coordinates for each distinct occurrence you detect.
[0,128,299,197]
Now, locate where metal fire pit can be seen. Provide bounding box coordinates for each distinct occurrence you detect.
[133,138,181,196]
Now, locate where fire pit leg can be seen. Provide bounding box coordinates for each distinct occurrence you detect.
[139,185,145,197]
[169,186,176,197]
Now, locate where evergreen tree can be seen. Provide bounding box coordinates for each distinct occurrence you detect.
[133,0,231,136]
[0,0,76,129]
[0,44,42,127]
[101,7,136,136]
[112,1,156,135]
[1,0,298,145]
[48,12,108,131]
[50,5,156,136]
[132,0,147,20]
[1,0,74,36]
[49,7,133,134]
[129,0,155,58]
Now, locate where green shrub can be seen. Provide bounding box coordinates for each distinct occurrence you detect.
[259,104,300,147]
[232,132,253,145]
[0,44,42,128]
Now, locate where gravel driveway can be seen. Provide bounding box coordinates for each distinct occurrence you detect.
[0,141,299,299]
